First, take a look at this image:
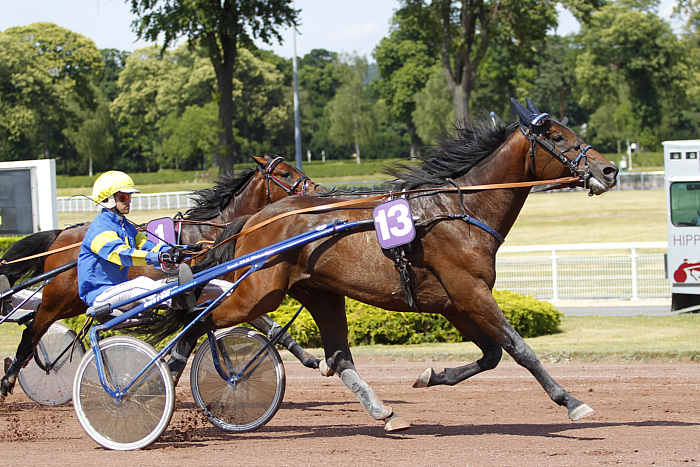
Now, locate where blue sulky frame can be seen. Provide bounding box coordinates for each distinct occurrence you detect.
[86,218,373,403]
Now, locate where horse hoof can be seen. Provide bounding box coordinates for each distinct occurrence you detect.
[384,413,411,432]
[412,368,432,388]
[319,359,334,377]
[569,403,595,421]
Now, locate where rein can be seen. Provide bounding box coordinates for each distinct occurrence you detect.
[198,176,580,256]
[1,157,316,266]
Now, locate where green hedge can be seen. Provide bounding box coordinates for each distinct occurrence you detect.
[269,289,563,348]
[0,236,24,258]
[62,289,562,349]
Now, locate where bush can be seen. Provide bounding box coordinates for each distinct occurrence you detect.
[493,290,563,338]
[268,290,563,348]
[0,236,24,258]
[61,290,562,351]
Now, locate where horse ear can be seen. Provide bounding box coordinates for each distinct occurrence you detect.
[251,155,268,168]
[510,98,532,124]
[525,98,540,115]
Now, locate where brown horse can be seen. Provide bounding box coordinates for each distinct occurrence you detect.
[0,155,321,403]
[162,99,618,432]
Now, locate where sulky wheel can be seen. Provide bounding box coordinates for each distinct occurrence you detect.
[18,321,86,406]
[190,327,286,432]
[72,336,175,450]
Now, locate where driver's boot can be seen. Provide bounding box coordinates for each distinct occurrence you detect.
[171,264,196,310]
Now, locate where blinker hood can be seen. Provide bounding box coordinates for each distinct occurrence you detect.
[511,98,552,135]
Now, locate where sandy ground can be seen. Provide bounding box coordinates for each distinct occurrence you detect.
[0,356,698,466]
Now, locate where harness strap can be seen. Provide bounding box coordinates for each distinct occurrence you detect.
[210,176,577,251]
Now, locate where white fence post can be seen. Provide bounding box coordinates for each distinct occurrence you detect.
[631,247,639,301]
[552,250,559,301]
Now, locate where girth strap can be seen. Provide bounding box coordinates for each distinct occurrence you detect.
[388,246,420,313]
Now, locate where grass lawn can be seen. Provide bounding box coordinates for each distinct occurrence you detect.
[295,315,700,363]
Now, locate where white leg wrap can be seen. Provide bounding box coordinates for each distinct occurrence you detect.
[339,369,392,420]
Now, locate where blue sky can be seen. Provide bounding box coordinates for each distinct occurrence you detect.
[0,0,401,58]
[0,0,681,59]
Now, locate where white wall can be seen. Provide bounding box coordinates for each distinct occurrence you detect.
[0,159,58,232]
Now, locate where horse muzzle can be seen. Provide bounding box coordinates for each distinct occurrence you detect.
[586,161,619,196]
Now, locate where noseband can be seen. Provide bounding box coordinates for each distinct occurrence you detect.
[259,156,314,201]
[520,123,592,186]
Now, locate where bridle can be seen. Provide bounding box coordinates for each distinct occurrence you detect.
[258,156,316,202]
[519,118,592,187]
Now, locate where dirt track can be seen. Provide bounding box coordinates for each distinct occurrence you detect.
[0,357,698,466]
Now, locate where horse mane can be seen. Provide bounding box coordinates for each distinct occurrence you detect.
[388,112,518,190]
[183,168,257,221]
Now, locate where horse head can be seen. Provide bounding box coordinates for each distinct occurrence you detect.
[511,98,618,196]
[251,155,325,200]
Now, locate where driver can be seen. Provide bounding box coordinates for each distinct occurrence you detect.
[78,171,228,312]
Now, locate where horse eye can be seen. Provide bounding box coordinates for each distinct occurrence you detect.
[552,134,565,143]
[281,171,292,178]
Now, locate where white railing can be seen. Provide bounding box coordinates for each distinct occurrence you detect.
[57,192,196,213]
[56,172,666,212]
[496,242,668,301]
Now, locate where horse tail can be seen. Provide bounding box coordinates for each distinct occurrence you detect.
[0,229,63,285]
[133,215,252,346]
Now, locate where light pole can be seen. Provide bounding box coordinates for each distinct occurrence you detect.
[292,0,302,169]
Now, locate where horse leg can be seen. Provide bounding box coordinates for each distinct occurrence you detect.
[293,288,410,432]
[446,290,593,421]
[497,318,594,420]
[413,313,503,387]
[248,314,320,369]
[0,325,37,403]
[166,321,210,385]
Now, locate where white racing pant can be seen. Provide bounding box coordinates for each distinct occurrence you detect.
[8,277,233,313]
[9,289,43,312]
[93,276,233,311]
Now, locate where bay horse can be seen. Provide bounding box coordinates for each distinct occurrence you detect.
[0,155,322,403]
[159,99,618,431]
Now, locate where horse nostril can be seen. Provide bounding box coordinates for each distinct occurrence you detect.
[603,166,618,177]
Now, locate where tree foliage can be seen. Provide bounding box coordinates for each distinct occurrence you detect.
[129,0,297,174]
[2,2,700,173]
[0,23,103,160]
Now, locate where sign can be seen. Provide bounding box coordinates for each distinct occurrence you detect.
[147,217,176,245]
[373,198,416,249]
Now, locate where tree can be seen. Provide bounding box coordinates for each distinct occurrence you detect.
[373,34,436,158]
[129,0,297,174]
[1,23,103,159]
[326,55,387,162]
[396,0,602,120]
[64,96,114,176]
[412,64,453,144]
[160,102,219,170]
[0,32,43,160]
[573,4,686,150]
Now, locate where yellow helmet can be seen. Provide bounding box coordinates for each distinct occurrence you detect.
[91,171,139,206]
